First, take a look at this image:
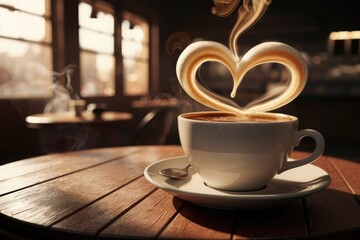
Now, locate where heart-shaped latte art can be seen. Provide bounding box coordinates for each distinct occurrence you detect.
[176,41,308,115]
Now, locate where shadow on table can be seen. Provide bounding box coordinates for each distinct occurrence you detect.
[174,199,301,236]
[173,188,360,239]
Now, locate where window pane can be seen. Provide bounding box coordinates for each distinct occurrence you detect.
[122,12,149,44]
[121,12,150,96]
[78,2,114,34]
[0,0,46,16]
[79,28,114,54]
[123,59,148,96]
[80,51,115,97]
[136,20,149,43]
[122,39,149,59]
[79,1,115,97]
[0,9,51,42]
[122,19,146,58]
[0,38,52,98]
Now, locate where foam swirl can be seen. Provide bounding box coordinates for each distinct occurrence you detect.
[176,41,308,115]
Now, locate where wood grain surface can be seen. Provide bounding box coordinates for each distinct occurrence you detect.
[0,146,359,240]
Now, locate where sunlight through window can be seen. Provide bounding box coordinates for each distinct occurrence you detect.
[122,11,149,96]
[0,0,52,99]
[78,1,115,97]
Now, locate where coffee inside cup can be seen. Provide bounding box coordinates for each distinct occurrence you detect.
[182,112,294,123]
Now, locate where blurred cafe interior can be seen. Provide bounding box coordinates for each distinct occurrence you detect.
[0,0,359,164]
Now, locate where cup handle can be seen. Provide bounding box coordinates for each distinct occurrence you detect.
[279,129,325,173]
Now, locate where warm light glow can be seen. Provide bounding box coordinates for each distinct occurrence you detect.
[0,8,46,41]
[122,20,144,41]
[96,54,114,73]
[79,28,114,54]
[329,31,360,40]
[0,38,28,57]
[121,11,149,96]
[78,2,114,54]
[0,0,45,15]
[121,20,148,59]
[350,31,360,39]
[0,0,52,99]
[78,2,114,34]
[78,1,115,97]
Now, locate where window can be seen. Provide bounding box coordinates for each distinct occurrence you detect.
[0,0,52,99]
[78,1,115,97]
[328,31,360,55]
[122,11,150,96]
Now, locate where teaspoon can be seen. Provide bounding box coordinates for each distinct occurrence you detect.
[159,164,192,179]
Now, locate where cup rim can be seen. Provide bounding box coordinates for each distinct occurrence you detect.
[178,111,298,124]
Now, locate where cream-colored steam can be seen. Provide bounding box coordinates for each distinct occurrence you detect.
[176,41,307,115]
[211,0,241,17]
[212,0,272,60]
[228,0,271,61]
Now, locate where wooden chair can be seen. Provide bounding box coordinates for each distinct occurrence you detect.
[133,107,179,145]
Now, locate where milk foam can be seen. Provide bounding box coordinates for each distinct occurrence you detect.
[176,0,307,116]
[176,41,307,115]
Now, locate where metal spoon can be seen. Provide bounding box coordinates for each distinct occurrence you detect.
[159,164,192,179]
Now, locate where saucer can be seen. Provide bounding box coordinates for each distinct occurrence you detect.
[144,156,331,209]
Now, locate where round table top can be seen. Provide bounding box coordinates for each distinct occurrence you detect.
[0,146,359,239]
[25,111,133,127]
[131,98,179,109]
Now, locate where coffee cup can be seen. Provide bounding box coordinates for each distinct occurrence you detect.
[178,111,325,191]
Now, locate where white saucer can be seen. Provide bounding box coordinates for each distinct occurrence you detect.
[144,156,331,209]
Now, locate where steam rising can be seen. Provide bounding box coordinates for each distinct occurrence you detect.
[44,65,78,113]
[213,0,272,61]
[41,65,89,153]
[176,0,308,115]
[211,0,241,17]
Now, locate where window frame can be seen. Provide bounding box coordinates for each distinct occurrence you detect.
[121,10,150,97]
[0,0,159,105]
[0,0,54,100]
[78,0,116,98]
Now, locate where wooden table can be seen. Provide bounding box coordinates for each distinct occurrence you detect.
[25,111,133,127]
[0,146,359,239]
[25,111,133,152]
[131,98,179,109]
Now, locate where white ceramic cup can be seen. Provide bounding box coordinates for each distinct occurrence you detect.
[178,111,325,191]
